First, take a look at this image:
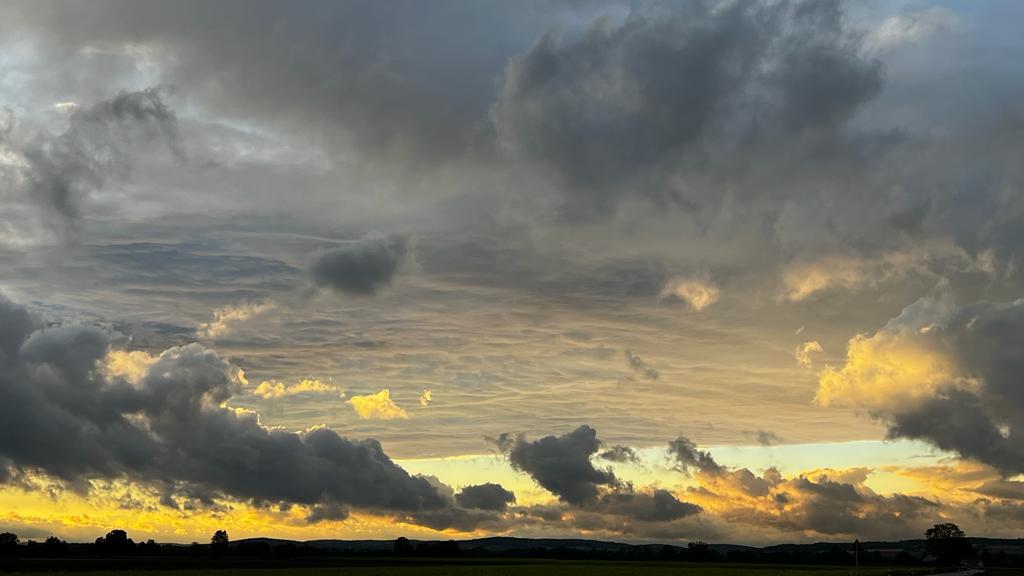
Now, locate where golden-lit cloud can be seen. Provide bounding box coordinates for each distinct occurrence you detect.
[794,340,823,368]
[419,389,433,406]
[816,330,963,410]
[102,349,158,384]
[252,378,340,399]
[348,389,409,419]
[198,300,275,339]
[659,276,719,311]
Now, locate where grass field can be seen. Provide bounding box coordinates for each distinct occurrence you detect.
[0,559,940,576]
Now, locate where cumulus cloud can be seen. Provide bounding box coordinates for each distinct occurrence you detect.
[310,236,409,296]
[668,435,724,476]
[0,293,447,515]
[502,425,617,505]
[102,349,159,384]
[497,425,703,526]
[624,349,659,380]
[419,389,433,407]
[794,340,823,368]
[662,436,942,539]
[252,378,339,400]
[348,388,409,420]
[818,294,1024,475]
[455,483,516,511]
[659,277,719,311]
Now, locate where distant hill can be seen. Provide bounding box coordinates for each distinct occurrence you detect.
[234,535,1024,557]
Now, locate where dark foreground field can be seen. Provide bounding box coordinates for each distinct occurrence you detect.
[0,558,979,576]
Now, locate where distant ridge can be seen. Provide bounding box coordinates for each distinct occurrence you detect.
[233,536,1024,556]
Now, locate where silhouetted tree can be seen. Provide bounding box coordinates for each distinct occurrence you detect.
[42,536,67,557]
[0,532,18,556]
[688,541,713,561]
[394,537,413,556]
[210,530,229,557]
[926,522,975,566]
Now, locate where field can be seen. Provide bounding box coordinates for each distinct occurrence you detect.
[0,558,946,576]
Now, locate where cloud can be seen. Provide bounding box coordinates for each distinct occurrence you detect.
[305,502,351,523]
[197,300,275,340]
[659,277,719,311]
[503,425,617,505]
[794,340,823,368]
[492,0,880,217]
[0,88,181,238]
[817,294,1024,475]
[595,488,700,523]
[623,349,658,380]
[455,483,516,511]
[0,0,535,167]
[779,245,994,302]
[666,437,940,539]
[598,445,639,463]
[102,349,159,384]
[310,236,409,296]
[867,7,960,51]
[348,388,409,420]
[252,378,339,400]
[419,389,432,407]
[755,430,782,447]
[668,436,724,476]
[815,293,964,412]
[0,293,450,516]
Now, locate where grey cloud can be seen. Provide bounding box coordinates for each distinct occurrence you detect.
[0,293,448,515]
[502,425,704,524]
[505,425,617,505]
[598,445,639,463]
[755,430,782,446]
[306,502,350,523]
[492,0,881,217]
[310,236,409,296]
[624,350,659,380]
[596,488,700,522]
[0,0,540,166]
[668,436,724,476]
[2,88,180,232]
[455,483,517,511]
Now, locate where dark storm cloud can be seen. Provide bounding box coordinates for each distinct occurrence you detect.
[624,349,658,380]
[668,436,724,476]
[455,483,517,511]
[309,236,409,296]
[492,0,880,217]
[2,88,181,229]
[0,293,449,515]
[504,425,617,505]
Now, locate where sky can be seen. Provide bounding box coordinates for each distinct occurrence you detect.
[1,0,1024,546]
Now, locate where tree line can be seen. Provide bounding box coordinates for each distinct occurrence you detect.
[0,523,1018,568]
